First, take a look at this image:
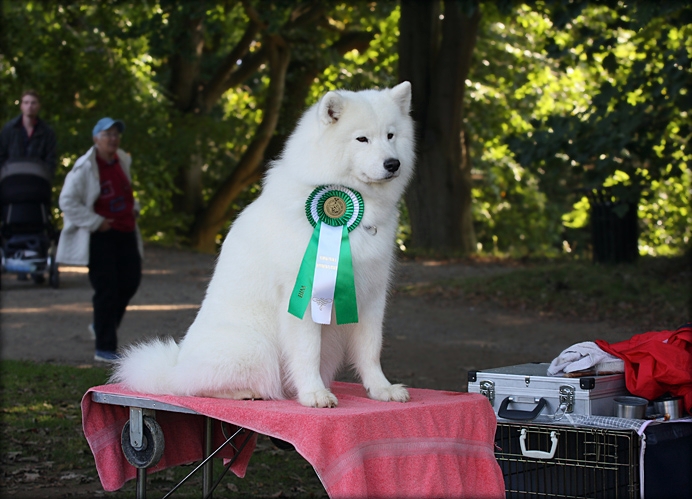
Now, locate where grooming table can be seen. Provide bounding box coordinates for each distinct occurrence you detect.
[82,382,505,498]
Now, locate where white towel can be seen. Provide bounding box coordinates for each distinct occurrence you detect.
[547,341,624,376]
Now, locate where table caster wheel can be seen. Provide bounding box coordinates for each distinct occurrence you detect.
[121,416,165,468]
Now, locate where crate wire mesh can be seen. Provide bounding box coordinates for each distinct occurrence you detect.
[495,422,640,499]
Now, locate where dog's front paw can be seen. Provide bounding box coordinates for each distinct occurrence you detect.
[299,388,338,408]
[368,383,410,403]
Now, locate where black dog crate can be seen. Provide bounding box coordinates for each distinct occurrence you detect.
[495,422,640,498]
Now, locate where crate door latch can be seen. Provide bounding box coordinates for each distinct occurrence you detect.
[519,428,559,460]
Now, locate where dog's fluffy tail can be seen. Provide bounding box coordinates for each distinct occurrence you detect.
[110,337,180,394]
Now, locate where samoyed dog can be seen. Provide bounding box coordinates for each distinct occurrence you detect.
[112,82,415,408]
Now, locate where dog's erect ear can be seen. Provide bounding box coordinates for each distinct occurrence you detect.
[318,91,344,125]
[390,81,412,115]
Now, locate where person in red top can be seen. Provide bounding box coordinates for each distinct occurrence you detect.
[93,143,136,233]
[57,118,143,362]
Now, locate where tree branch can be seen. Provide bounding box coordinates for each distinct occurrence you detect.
[284,3,327,31]
[202,2,328,114]
[240,0,266,27]
[190,35,291,250]
[224,44,270,90]
[202,18,262,112]
[263,28,377,162]
[331,30,375,55]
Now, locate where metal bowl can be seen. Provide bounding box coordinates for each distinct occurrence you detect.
[653,396,684,420]
[614,396,648,419]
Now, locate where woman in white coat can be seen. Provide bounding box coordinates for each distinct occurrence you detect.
[57,117,143,362]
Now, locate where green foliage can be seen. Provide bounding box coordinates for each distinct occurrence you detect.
[316,3,400,97]
[467,3,593,256]
[1,1,689,257]
[3,1,393,246]
[505,1,692,256]
[1,1,181,238]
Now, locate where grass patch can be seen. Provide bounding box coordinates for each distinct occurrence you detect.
[402,255,691,331]
[0,360,109,474]
[0,360,326,497]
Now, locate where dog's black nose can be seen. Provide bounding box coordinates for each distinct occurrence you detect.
[384,158,400,173]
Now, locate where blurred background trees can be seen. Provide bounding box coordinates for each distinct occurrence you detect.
[1,0,689,259]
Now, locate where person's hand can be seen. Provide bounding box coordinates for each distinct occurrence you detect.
[98,219,114,231]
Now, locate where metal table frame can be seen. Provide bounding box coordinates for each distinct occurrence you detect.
[91,392,256,499]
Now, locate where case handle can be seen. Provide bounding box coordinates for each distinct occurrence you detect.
[520,428,559,459]
[497,396,547,421]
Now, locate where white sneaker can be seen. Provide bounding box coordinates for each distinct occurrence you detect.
[88,324,95,340]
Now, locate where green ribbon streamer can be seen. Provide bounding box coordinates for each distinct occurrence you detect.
[288,222,321,320]
[288,185,363,325]
[287,223,359,324]
[333,224,358,324]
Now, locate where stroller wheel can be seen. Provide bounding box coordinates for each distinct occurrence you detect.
[49,257,59,289]
[49,269,59,289]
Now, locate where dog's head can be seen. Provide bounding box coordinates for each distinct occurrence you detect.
[274,83,416,197]
[314,82,415,188]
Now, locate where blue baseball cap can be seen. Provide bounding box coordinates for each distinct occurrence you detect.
[92,117,125,137]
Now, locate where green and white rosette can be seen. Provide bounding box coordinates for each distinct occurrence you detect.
[288,185,364,325]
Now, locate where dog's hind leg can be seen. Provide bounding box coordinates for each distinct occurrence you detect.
[174,319,284,400]
[281,317,338,408]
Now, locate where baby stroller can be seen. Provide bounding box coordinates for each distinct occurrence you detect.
[0,158,60,289]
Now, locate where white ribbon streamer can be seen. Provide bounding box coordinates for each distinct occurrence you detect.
[311,223,343,324]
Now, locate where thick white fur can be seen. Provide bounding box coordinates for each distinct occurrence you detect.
[111,82,416,408]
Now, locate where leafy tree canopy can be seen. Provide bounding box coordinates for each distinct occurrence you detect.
[464,0,690,257]
[1,1,689,257]
[504,0,691,256]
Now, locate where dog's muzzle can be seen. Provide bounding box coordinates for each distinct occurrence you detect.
[384,158,400,173]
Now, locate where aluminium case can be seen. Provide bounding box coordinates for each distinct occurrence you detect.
[468,362,628,420]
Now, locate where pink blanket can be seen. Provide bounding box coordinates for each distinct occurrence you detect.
[82,382,504,498]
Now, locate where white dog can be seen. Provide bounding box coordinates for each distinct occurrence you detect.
[112,82,416,408]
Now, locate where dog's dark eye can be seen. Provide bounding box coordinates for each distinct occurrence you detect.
[387,133,394,140]
[356,136,369,143]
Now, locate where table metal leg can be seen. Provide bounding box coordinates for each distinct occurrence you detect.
[203,417,213,498]
[136,467,147,499]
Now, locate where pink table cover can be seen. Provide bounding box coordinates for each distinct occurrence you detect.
[82,381,504,498]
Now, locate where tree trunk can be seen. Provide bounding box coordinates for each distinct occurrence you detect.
[399,0,480,254]
[169,11,206,215]
[188,36,291,252]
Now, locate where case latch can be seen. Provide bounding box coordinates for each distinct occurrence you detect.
[480,380,495,406]
[558,385,575,414]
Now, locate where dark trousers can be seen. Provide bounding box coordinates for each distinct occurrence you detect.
[88,230,141,352]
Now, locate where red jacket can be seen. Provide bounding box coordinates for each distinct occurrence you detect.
[596,324,692,413]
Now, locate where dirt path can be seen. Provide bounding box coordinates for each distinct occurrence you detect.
[1,244,635,392]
